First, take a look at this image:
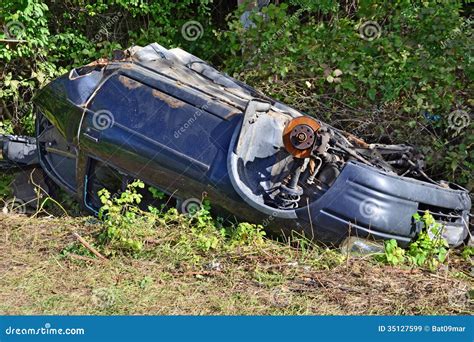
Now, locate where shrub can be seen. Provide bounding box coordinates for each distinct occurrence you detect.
[97,180,157,255]
[1,0,220,134]
[377,211,449,271]
[220,1,473,189]
[78,181,269,259]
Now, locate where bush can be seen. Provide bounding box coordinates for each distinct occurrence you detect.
[0,0,220,134]
[220,1,473,189]
[70,180,270,260]
[97,180,157,255]
[377,211,449,271]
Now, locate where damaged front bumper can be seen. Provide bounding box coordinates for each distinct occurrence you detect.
[294,161,471,247]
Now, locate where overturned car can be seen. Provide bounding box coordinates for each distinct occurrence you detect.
[1,43,472,247]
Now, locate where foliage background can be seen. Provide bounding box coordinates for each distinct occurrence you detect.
[0,0,472,189]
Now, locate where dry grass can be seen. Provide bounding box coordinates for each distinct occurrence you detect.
[0,214,472,315]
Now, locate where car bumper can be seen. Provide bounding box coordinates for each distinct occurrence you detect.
[296,162,471,246]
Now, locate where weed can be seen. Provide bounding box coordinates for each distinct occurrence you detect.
[148,187,165,200]
[63,180,458,278]
[228,222,266,247]
[97,180,157,256]
[139,276,153,289]
[253,268,285,287]
[378,239,406,266]
[377,211,449,271]
[408,211,449,270]
[0,174,14,199]
[461,246,474,261]
[2,212,472,315]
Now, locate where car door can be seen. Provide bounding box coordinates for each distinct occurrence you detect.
[78,70,232,197]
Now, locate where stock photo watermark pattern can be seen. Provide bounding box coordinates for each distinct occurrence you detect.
[180,197,203,217]
[92,288,116,309]
[3,20,25,39]
[181,20,204,41]
[257,6,310,53]
[447,109,471,135]
[2,198,26,215]
[174,102,211,139]
[271,287,293,308]
[92,109,115,131]
[359,198,382,221]
[447,284,471,309]
[91,13,123,44]
[359,21,382,41]
[0,3,472,337]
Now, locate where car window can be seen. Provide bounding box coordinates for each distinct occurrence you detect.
[85,158,125,211]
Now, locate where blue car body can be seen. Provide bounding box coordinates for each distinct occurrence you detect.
[9,43,467,247]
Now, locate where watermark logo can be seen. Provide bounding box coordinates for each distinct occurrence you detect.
[271,288,293,308]
[180,198,203,217]
[5,323,85,336]
[91,13,123,43]
[181,21,204,41]
[257,6,309,54]
[359,21,381,41]
[447,109,471,134]
[2,198,26,215]
[92,288,115,308]
[174,102,210,138]
[92,110,115,131]
[359,198,381,220]
[262,211,278,228]
[3,20,25,39]
[447,285,469,308]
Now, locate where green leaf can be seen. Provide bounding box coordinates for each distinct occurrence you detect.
[367,88,376,101]
[342,81,356,92]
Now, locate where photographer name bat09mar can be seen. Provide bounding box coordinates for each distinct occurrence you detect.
[378,325,467,333]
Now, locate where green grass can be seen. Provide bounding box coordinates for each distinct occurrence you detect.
[0,214,472,315]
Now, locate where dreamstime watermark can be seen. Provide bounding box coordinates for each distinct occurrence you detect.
[4,323,85,336]
[359,21,382,41]
[91,13,123,43]
[180,197,203,217]
[262,211,278,228]
[3,20,25,39]
[440,16,472,49]
[258,6,310,53]
[352,120,371,137]
[447,285,470,308]
[181,20,204,41]
[92,288,115,308]
[359,198,382,220]
[92,109,115,131]
[447,109,471,135]
[271,287,293,308]
[2,198,26,215]
[174,102,210,138]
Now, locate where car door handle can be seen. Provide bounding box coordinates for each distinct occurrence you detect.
[83,128,101,143]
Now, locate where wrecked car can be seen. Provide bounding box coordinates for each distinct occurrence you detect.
[1,43,471,248]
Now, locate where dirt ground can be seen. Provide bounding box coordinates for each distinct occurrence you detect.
[0,214,472,315]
